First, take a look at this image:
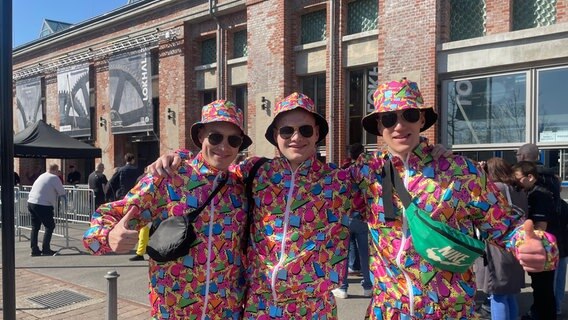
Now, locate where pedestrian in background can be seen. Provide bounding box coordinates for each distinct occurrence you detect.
[28,163,66,256]
[475,157,527,320]
[107,153,139,200]
[88,162,108,208]
[66,164,81,185]
[513,160,557,320]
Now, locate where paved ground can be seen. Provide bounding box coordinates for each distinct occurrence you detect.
[0,223,563,319]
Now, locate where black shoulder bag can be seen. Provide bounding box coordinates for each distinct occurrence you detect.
[147,179,227,262]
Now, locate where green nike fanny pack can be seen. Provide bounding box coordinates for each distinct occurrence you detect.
[382,160,485,273]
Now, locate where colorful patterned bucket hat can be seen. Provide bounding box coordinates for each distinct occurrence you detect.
[362,78,438,136]
[190,100,252,151]
[264,92,329,146]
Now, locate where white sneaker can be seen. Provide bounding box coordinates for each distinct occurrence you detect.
[363,289,373,297]
[332,288,348,299]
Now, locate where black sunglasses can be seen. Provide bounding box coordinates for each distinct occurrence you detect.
[378,109,421,128]
[207,132,243,148]
[278,125,314,139]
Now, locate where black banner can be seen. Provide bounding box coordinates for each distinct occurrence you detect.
[58,65,91,137]
[15,77,42,133]
[108,49,153,134]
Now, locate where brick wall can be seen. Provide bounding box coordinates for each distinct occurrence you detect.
[378,0,439,143]
[486,0,511,34]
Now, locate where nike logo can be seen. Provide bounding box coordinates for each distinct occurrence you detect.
[426,246,470,267]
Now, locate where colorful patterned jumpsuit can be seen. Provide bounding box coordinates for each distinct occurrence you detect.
[352,140,558,319]
[83,152,248,320]
[237,154,364,320]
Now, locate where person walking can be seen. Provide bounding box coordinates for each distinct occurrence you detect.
[87,163,108,208]
[475,158,527,320]
[107,153,140,200]
[28,163,66,256]
[84,100,253,319]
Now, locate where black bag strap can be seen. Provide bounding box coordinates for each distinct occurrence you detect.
[150,177,226,235]
[241,157,269,252]
[383,160,412,221]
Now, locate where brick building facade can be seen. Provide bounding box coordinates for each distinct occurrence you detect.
[12,0,568,187]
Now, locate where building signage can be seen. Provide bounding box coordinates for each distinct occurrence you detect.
[15,76,42,133]
[108,49,153,134]
[57,64,91,137]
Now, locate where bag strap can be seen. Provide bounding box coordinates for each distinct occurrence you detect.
[150,177,227,236]
[186,178,227,223]
[382,160,412,220]
[241,157,269,253]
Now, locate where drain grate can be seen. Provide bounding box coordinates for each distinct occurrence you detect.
[28,289,91,309]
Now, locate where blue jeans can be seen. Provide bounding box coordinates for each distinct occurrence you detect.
[340,218,372,291]
[555,256,568,314]
[490,294,518,320]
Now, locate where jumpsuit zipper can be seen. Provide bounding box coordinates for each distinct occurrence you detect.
[393,157,415,316]
[270,161,298,305]
[201,174,221,320]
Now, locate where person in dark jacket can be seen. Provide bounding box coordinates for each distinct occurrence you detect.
[107,153,139,200]
[514,160,557,320]
[87,163,108,208]
[517,143,567,316]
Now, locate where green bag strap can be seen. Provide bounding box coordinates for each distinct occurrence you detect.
[382,160,412,221]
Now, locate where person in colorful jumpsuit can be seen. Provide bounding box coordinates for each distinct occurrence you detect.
[353,78,558,319]
[83,100,253,320]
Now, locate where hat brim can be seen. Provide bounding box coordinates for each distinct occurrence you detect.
[190,122,253,151]
[362,108,438,136]
[264,111,329,146]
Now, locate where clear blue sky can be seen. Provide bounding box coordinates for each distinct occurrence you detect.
[12,0,128,47]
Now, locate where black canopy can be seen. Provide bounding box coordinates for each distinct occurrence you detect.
[14,120,101,158]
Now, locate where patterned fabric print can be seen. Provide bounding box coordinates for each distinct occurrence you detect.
[235,155,355,319]
[352,140,527,319]
[199,100,246,132]
[83,152,247,319]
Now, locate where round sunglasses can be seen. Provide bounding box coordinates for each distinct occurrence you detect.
[206,132,243,148]
[278,125,314,139]
[378,109,421,128]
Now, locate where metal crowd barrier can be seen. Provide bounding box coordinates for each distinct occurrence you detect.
[63,186,96,224]
[14,186,96,254]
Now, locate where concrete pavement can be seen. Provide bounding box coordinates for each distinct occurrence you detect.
[0,223,564,319]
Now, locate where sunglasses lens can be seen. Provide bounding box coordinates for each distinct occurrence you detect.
[278,126,295,139]
[380,113,398,128]
[299,125,314,138]
[403,109,421,123]
[227,135,243,148]
[207,133,224,145]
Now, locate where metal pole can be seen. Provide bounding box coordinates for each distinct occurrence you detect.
[104,270,120,320]
[0,0,17,319]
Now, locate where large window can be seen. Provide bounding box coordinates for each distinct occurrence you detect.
[449,0,486,41]
[444,73,527,146]
[233,85,248,137]
[513,0,556,31]
[233,30,248,59]
[201,90,217,106]
[537,67,568,143]
[201,38,216,65]
[348,67,378,147]
[301,10,326,44]
[347,0,378,35]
